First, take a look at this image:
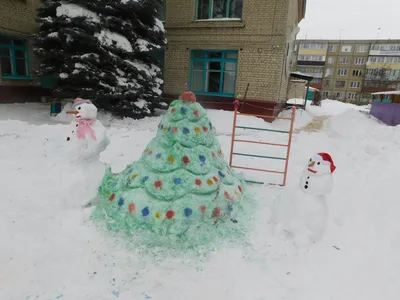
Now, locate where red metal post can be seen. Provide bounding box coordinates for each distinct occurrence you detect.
[229,100,240,167]
[282,107,296,186]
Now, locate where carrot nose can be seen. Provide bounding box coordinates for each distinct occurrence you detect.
[308,161,315,167]
[66,110,78,115]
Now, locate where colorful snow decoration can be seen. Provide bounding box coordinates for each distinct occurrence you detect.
[92,91,247,240]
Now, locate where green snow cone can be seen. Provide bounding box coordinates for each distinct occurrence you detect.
[92,91,250,247]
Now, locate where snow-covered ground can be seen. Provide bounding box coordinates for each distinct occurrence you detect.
[1,100,399,299]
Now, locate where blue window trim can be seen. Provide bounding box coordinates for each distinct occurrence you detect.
[189,49,238,97]
[195,0,241,20]
[0,35,31,80]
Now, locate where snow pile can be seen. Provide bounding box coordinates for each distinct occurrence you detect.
[1,101,400,299]
[56,2,100,23]
[95,30,133,52]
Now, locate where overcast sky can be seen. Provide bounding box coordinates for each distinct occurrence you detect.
[297,0,400,40]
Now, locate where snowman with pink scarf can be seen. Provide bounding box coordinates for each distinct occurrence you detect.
[66,98,109,161]
[62,98,109,208]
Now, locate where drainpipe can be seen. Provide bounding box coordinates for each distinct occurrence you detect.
[304,80,311,109]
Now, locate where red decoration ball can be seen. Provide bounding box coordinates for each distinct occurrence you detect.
[194,110,199,118]
[166,210,175,219]
[203,126,208,132]
[213,176,219,183]
[195,179,202,186]
[238,185,243,193]
[109,193,116,201]
[200,205,206,214]
[154,181,162,188]
[172,127,178,133]
[171,108,176,113]
[213,207,221,217]
[182,156,190,165]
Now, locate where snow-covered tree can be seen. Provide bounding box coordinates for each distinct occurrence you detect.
[34,0,167,118]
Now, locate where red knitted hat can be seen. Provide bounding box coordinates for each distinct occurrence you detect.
[318,152,336,173]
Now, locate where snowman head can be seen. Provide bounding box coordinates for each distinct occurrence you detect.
[67,98,97,120]
[307,152,336,176]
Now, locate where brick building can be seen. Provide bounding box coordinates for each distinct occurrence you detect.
[163,0,307,113]
[0,0,44,102]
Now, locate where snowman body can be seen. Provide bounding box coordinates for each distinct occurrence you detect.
[65,100,109,161]
[63,99,109,208]
[272,153,336,247]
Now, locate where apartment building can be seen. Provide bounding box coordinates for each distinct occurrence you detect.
[293,39,400,103]
[0,0,43,102]
[164,0,307,112]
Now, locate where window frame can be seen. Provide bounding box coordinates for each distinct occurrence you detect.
[0,35,31,80]
[350,81,361,88]
[195,0,243,20]
[335,80,346,88]
[338,69,348,76]
[189,49,238,97]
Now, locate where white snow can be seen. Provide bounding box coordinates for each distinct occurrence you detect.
[59,73,69,79]
[47,32,59,38]
[95,30,133,52]
[135,38,156,52]
[1,99,400,299]
[56,2,100,23]
[153,18,165,32]
[134,99,147,109]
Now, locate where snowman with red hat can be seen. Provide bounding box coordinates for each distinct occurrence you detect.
[272,152,337,247]
[62,98,109,208]
[65,98,109,161]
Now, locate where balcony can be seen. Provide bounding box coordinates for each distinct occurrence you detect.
[297,60,325,67]
[369,49,400,56]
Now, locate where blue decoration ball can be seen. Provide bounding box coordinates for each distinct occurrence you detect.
[174,177,182,184]
[199,155,206,162]
[118,197,125,207]
[184,208,193,217]
[183,128,190,135]
[142,176,149,182]
[142,207,150,216]
[156,153,162,159]
[218,171,225,178]
[181,107,188,114]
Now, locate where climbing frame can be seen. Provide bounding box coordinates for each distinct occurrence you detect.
[229,100,296,186]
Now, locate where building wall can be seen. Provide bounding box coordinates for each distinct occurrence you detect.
[164,0,302,103]
[0,0,42,102]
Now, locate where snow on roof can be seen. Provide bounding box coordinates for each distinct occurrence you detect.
[290,71,314,80]
[306,86,319,91]
[95,30,133,52]
[56,2,100,23]
[371,91,400,95]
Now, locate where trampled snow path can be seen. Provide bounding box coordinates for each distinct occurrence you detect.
[1,101,400,300]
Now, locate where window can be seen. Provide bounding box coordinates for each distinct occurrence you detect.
[354,57,365,65]
[299,43,327,49]
[335,80,346,88]
[327,57,335,64]
[196,0,243,20]
[356,45,369,53]
[350,81,361,88]
[325,68,332,76]
[341,45,352,53]
[328,45,337,52]
[338,69,348,76]
[0,36,30,79]
[297,55,325,61]
[190,50,238,96]
[323,80,331,87]
[348,92,358,100]
[335,92,344,99]
[352,70,362,76]
[322,91,329,98]
[339,57,349,64]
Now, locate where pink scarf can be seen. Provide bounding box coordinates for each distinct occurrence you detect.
[77,119,97,141]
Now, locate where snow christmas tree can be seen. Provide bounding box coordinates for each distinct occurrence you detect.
[34,0,166,118]
[92,92,248,240]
